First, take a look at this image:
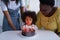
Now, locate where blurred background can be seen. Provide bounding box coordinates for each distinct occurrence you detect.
[0,0,60,33]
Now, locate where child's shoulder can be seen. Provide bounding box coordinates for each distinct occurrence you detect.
[22,25,26,27]
[32,24,38,30]
[32,24,37,27]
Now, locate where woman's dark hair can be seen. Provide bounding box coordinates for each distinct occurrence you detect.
[39,0,55,7]
[2,0,19,5]
[21,11,37,24]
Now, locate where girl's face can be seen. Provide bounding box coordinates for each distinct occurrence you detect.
[25,16,33,25]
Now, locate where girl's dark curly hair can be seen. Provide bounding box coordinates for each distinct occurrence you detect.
[39,0,55,7]
[21,11,37,24]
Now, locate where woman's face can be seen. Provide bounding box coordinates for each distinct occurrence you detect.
[40,3,52,16]
[25,16,33,25]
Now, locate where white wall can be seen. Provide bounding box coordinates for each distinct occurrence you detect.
[0,7,3,26]
[0,0,4,33]
[23,0,39,13]
[28,0,39,13]
[0,8,3,33]
[55,0,60,7]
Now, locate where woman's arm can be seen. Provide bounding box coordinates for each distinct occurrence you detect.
[3,11,16,30]
[20,6,24,14]
[57,13,60,35]
[1,1,16,30]
[20,0,26,14]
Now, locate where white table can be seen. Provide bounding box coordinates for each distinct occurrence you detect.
[0,30,60,40]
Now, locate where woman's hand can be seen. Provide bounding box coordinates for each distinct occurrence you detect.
[11,26,16,30]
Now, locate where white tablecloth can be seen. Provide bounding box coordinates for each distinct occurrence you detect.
[0,30,60,40]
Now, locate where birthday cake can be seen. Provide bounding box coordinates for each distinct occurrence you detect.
[21,28,35,37]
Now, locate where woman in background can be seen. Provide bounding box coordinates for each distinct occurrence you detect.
[1,0,24,31]
[36,0,60,36]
